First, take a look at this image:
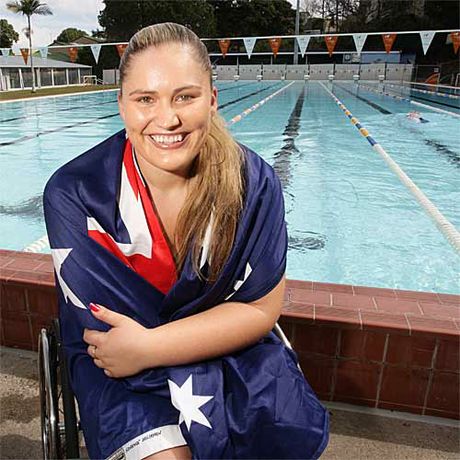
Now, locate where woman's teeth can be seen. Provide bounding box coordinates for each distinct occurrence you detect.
[150,134,184,144]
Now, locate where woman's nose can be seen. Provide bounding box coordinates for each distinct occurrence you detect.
[155,103,180,130]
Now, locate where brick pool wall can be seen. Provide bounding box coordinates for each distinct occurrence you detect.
[1,249,458,419]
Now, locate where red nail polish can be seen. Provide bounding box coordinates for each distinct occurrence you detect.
[90,303,100,313]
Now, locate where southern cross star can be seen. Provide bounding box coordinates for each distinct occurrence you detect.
[167,375,213,431]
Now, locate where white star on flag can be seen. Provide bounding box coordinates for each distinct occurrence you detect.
[167,375,213,431]
[51,248,86,309]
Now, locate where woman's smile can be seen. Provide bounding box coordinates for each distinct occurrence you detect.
[147,132,190,150]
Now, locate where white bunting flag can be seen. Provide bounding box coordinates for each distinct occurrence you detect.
[38,47,48,59]
[0,48,10,57]
[11,45,20,55]
[419,31,435,55]
[243,37,256,59]
[90,44,102,64]
[296,36,311,58]
[352,33,367,55]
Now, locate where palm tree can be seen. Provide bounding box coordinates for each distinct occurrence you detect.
[6,0,52,92]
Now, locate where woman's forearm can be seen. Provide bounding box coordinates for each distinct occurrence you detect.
[145,301,276,368]
[144,277,285,368]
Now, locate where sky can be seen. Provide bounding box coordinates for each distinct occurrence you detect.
[1,0,299,48]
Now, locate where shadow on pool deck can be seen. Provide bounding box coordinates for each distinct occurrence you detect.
[1,346,458,460]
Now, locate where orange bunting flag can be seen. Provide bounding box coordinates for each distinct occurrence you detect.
[382,33,397,54]
[268,38,282,58]
[116,44,128,58]
[324,36,338,57]
[218,39,231,57]
[67,47,78,63]
[451,32,460,54]
[20,48,29,65]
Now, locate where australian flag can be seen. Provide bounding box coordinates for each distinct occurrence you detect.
[44,129,329,459]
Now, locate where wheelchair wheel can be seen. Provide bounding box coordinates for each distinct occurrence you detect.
[38,320,81,459]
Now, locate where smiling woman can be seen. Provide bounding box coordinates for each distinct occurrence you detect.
[43,22,329,460]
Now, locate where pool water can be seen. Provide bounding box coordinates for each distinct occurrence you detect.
[0,81,458,293]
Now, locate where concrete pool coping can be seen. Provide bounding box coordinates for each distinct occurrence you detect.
[1,249,459,420]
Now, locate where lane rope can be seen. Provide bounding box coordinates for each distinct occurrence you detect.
[319,81,460,254]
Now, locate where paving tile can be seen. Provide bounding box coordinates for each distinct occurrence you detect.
[332,293,375,310]
[8,270,55,286]
[353,286,396,298]
[395,290,439,302]
[294,324,339,356]
[290,288,331,305]
[285,279,313,290]
[360,310,410,335]
[0,256,14,269]
[6,258,44,271]
[385,335,436,368]
[2,316,32,350]
[379,366,430,407]
[340,329,386,362]
[437,293,460,306]
[0,268,17,282]
[297,352,335,395]
[312,282,353,294]
[406,315,459,338]
[434,338,460,372]
[374,296,421,315]
[334,360,381,401]
[314,306,361,329]
[281,302,314,320]
[35,261,55,273]
[426,371,460,413]
[419,302,460,320]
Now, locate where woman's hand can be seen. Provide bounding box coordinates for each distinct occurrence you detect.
[83,303,153,378]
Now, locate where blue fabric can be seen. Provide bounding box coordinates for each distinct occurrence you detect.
[44,129,329,459]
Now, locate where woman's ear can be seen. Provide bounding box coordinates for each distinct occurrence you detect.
[210,86,218,116]
[118,91,125,122]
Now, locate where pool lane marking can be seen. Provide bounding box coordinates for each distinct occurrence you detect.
[227,81,295,126]
[357,83,460,119]
[338,83,459,166]
[334,83,392,115]
[23,81,296,253]
[319,81,460,254]
[388,82,460,100]
[219,82,281,110]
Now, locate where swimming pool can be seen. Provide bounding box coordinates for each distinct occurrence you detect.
[1,81,458,293]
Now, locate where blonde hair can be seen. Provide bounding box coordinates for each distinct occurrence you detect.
[119,23,245,282]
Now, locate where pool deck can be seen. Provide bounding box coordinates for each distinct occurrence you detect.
[1,346,458,459]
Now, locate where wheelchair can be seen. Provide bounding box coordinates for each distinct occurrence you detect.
[38,320,297,460]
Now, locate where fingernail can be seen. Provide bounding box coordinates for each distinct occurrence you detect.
[90,303,101,313]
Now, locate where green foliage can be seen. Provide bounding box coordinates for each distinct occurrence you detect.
[0,19,19,47]
[55,28,89,43]
[6,0,52,17]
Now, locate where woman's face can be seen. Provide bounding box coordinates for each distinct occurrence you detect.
[118,43,217,177]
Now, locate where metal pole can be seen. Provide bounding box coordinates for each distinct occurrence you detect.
[293,0,300,65]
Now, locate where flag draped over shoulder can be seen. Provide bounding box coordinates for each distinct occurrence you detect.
[43,129,329,460]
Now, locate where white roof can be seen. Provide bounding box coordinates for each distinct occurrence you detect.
[0,55,91,69]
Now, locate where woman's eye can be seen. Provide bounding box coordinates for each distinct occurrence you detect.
[176,94,193,102]
[138,96,153,104]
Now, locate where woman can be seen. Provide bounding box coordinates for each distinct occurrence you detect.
[44,23,329,460]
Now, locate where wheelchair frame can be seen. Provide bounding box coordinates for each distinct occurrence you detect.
[38,320,298,460]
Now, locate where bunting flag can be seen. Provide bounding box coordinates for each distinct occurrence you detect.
[218,39,231,57]
[268,38,282,58]
[352,33,367,55]
[382,33,397,54]
[90,44,102,64]
[38,46,48,59]
[451,32,460,54]
[243,37,256,59]
[67,47,78,63]
[324,35,338,57]
[296,36,311,58]
[419,31,435,55]
[20,48,29,64]
[0,48,10,57]
[116,44,128,58]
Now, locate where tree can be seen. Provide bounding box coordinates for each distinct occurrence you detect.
[0,18,19,47]
[6,0,53,92]
[55,27,89,43]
